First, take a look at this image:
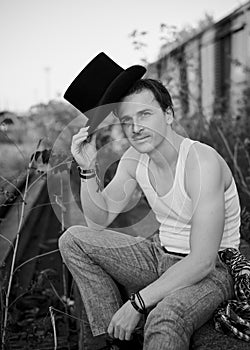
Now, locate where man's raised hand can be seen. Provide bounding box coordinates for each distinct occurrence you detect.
[71,126,97,169]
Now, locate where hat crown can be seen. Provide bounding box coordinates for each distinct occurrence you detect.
[64,53,124,113]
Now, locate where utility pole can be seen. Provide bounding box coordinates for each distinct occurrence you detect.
[44,66,51,103]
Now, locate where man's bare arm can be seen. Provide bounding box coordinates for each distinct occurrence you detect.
[81,147,139,229]
[71,126,139,229]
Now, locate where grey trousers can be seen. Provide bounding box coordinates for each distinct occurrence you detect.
[58,225,234,350]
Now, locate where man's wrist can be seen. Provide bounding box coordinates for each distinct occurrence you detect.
[77,163,102,192]
[129,292,147,315]
[77,166,96,179]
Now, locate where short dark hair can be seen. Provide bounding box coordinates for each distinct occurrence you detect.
[122,78,173,113]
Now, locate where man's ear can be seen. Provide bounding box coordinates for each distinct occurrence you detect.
[165,107,174,125]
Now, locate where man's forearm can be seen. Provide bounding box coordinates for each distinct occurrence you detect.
[80,178,109,228]
[139,255,214,308]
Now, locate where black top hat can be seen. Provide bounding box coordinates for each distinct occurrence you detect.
[64,52,146,134]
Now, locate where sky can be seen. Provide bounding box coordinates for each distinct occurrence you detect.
[0,0,246,112]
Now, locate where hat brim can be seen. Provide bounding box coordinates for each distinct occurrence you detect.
[86,65,146,134]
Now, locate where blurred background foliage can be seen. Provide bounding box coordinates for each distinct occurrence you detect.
[0,101,78,182]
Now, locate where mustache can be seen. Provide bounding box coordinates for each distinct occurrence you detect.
[132,133,149,141]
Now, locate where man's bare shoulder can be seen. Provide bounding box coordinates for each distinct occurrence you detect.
[185,141,224,195]
[187,141,232,190]
[119,146,141,178]
[187,141,220,171]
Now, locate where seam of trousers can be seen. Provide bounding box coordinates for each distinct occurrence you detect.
[89,251,160,275]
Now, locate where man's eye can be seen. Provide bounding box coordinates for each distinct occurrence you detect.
[121,119,131,125]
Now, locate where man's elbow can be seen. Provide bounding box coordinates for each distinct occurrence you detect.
[85,217,108,231]
[200,258,216,277]
[189,254,216,278]
[85,213,116,231]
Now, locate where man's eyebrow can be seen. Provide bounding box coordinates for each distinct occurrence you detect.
[119,114,131,120]
[120,108,153,119]
[137,108,153,114]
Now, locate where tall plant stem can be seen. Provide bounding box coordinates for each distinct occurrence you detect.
[1,139,42,349]
[59,173,70,349]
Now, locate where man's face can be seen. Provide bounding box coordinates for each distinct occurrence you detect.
[118,89,169,153]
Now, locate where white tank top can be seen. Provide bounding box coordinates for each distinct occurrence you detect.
[136,138,241,254]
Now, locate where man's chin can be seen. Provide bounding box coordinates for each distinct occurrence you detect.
[130,140,153,153]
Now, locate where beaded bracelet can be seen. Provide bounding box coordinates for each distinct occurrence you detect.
[77,166,96,178]
[77,165,102,192]
[129,292,146,314]
[136,291,146,313]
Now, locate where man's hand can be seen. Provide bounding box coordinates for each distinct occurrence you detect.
[71,126,97,168]
[107,301,142,341]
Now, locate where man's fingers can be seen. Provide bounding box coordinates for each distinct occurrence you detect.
[89,132,97,145]
[118,327,126,341]
[116,326,126,341]
[72,132,89,142]
[114,325,120,339]
[72,133,94,148]
[107,322,114,338]
[72,128,97,146]
[71,138,85,153]
[108,322,126,341]
[79,126,90,132]
[125,330,132,341]
[72,127,89,140]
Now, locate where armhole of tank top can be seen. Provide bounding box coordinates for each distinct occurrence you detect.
[179,140,199,199]
[225,175,236,195]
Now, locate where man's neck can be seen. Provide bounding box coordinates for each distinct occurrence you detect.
[148,131,185,170]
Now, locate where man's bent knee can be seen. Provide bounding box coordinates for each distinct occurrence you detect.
[144,301,191,350]
[58,225,90,258]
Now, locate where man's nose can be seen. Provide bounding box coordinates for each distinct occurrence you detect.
[132,120,143,134]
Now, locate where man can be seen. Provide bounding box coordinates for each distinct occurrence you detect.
[59,53,241,349]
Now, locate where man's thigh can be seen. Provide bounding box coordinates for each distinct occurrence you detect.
[147,256,234,334]
[64,225,161,292]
